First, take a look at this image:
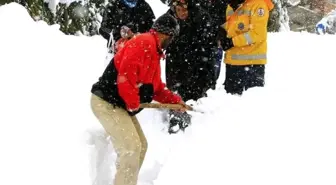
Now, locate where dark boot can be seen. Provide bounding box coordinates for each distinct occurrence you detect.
[168,110,192,134]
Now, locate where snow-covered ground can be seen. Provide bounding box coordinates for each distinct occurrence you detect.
[1,2,336,185]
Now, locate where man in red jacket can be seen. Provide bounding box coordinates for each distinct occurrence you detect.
[90,14,187,185]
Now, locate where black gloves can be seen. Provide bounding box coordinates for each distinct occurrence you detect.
[218,26,234,51]
[221,37,234,51]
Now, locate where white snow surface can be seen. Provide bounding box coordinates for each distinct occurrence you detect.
[1,2,336,185]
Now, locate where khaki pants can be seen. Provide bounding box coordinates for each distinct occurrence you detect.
[90,94,148,185]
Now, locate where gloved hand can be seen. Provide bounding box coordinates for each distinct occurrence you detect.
[221,38,233,51]
[120,25,134,39]
[218,26,234,51]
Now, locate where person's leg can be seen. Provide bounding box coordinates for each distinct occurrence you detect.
[215,48,223,81]
[245,64,265,91]
[91,94,142,185]
[131,116,148,168]
[224,64,244,95]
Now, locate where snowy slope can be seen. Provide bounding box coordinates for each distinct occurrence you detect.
[1,2,336,185]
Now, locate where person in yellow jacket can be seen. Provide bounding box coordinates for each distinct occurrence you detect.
[218,0,274,95]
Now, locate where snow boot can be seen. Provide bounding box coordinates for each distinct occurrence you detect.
[168,110,191,134]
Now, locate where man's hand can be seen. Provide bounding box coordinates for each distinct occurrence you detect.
[120,26,135,39]
[218,26,234,51]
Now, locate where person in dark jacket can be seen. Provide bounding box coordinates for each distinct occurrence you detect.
[164,0,218,133]
[91,14,189,185]
[177,0,230,78]
[160,0,229,81]
[99,0,155,52]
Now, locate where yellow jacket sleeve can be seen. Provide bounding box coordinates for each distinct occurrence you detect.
[232,3,269,47]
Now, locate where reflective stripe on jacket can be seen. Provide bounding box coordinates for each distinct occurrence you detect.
[222,0,274,65]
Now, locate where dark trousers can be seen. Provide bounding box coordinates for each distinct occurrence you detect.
[166,64,211,101]
[215,48,223,81]
[224,64,265,95]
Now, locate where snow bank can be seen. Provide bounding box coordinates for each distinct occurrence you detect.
[0,3,106,185]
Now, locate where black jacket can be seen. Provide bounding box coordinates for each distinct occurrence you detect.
[189,0,228,26]
[165,7,217,101]
[99,0,155,42]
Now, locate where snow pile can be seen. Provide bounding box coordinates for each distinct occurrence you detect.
[0,3,107,185]
[0,2,336,185]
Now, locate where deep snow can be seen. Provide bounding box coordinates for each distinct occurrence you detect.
[0,2,336,185]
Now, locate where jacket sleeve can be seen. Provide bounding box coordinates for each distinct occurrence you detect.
[117,45,144,111]
[218,26,234,51]
[153,82,182,104]
[99,3,121,41]
[152,61,182,103]
[231,3,269,47]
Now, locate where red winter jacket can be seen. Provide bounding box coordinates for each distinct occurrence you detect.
[91,29,182,114]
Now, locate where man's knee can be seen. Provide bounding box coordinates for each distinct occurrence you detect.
[117,138,142,158]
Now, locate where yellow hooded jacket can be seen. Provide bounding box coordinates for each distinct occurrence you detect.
[222,0,274,65]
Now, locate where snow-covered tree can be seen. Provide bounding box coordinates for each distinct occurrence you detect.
[268,0,300,32]
[3,0,107,36]
[50,0,107,36]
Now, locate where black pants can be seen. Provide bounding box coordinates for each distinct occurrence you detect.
[215,48,223,81]
[224,64,265,95]
[166,63,213,101]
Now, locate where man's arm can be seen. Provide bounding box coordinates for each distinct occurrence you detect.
[153,82,182,104]
[117,44,144,111]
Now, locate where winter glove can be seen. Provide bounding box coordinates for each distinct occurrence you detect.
[221,37,234,51]
[218,26,234,51]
